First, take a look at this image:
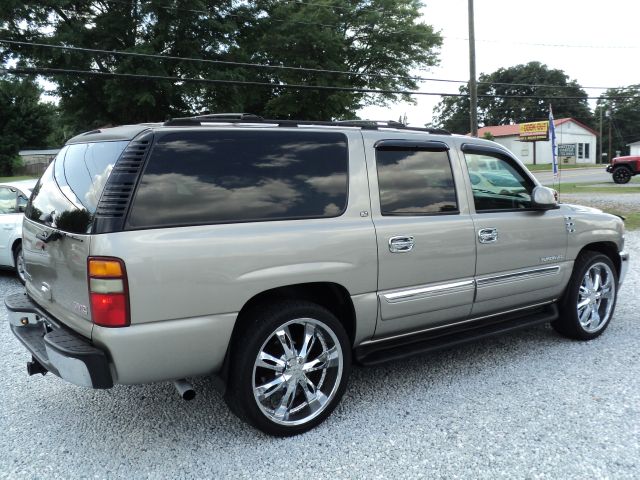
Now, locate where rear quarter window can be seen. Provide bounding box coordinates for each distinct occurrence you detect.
[127,130,349,228]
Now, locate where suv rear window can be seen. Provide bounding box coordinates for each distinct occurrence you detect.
[26,141,129,233]
[127,130,349,228]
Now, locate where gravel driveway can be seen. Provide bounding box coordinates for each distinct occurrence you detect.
[560,192,640,217]
[1,234,638,480]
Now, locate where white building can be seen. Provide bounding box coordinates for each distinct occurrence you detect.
[627,141,640,156]
[477,118,598,165]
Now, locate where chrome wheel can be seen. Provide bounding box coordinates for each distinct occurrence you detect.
[252,318,344,426]
[577,262,616,333]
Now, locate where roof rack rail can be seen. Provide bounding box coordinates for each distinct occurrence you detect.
[162,115,450,135]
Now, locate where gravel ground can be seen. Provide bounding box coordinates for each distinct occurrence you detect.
[559,192,640,216]
[0,234,638,480]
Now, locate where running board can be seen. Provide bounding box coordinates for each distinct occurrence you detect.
[355,304,558,366]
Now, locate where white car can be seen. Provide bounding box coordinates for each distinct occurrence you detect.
[0,179,37,283]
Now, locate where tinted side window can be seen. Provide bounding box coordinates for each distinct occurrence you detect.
[127,131,349,228]
[464,152,534,211]
[375,149,458,215]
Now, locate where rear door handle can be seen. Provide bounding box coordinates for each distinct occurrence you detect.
[389,235,415,253]
[478,228,498,244]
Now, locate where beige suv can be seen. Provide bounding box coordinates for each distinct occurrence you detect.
[5,116,629,436]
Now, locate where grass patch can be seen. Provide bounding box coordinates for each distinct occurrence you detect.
[525,163,603,172]
[0,175,38,182]
[551,182,640,194]
[621,212,640,230]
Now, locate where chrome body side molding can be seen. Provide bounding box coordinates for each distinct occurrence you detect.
[476,266,561,287]
[382,279,475,303]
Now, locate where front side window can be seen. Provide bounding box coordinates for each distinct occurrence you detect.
[375,148,458,215]
[0,187,17,214]
[464,151,534,212]
[127,131,349,228]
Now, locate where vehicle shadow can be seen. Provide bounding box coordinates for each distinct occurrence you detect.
[45,321,572,444]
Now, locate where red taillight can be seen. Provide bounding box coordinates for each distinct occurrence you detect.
[88,257,130,327]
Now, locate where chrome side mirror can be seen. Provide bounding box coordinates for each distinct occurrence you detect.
[532,186,558,210]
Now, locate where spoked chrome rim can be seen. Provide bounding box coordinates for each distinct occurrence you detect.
[577,262,616,333]
[252,318,343,426]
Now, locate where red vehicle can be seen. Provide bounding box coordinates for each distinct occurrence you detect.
[606,155,640,184]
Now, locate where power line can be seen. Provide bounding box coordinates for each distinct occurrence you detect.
[0,38,633,92]
[0,38,431,82]
[2,66,637,100]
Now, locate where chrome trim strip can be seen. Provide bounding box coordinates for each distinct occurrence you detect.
[476,266,560,287]
[359,300,556,346]
[383,279,475,303]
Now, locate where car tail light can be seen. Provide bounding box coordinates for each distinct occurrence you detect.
[88,257,130,327]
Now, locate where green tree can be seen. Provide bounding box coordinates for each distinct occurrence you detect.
[1,0,442,131]
[0,75,56,175]
[595,85,640,161]
[433,62,593,134]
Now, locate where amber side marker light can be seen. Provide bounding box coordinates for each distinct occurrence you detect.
[88,257,130,328]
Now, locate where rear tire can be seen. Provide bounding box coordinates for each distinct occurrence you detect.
[13,243,26,285]
[225,300,351,436]
[553,252,618,340]
[612,166,632,184]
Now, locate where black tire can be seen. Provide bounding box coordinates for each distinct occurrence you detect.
[553,251,618,340]
[13,243,26,285]
[612,166,632,184]
[224,300,351,436]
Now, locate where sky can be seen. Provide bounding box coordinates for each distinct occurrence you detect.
[358,0,640,127]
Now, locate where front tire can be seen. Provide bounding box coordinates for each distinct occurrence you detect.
[225,300,351,436]
[13,244,26,285]
[612,166,632,184]
[553,252,618,340]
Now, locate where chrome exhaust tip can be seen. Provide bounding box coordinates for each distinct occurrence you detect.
[173,379,196,401]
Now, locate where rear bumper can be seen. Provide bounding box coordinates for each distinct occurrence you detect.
[5,293,113,389]
[606,165,613,173]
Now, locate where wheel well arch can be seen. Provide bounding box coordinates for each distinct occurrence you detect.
[235,282,356,345]
[11,238,21,264]
[218,282,357,390]
[578,242,621,276]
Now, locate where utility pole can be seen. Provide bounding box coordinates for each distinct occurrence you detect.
[598,108,603,164]
[608,110,612,163]
[468,0,478,137]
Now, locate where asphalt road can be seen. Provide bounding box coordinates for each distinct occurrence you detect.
[1,234,639,479]
[532,166,612,185]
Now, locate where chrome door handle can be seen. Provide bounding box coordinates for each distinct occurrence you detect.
[389,235,415,253]
[478,228,498,244]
